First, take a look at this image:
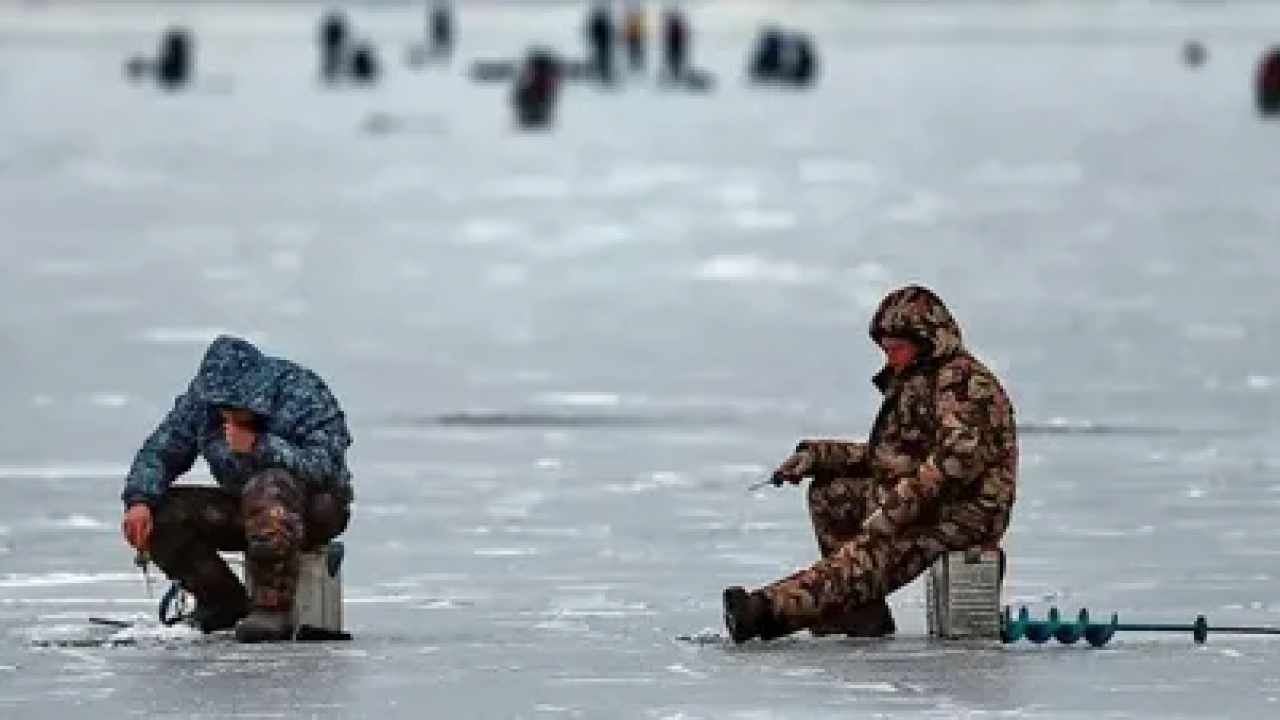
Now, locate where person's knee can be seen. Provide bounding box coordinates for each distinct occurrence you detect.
[306,490,351,545]
[243,468,302,499]
[243,471,305,560]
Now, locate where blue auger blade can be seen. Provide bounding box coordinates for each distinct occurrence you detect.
[1002,606,1032,643]
[1054,608,1091,645]
[1083,613,1119,648]
[1024,607,1062,644]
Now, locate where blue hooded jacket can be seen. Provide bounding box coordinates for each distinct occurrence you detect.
[121,335,354,508]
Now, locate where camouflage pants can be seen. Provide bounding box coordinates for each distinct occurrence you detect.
[147,469,351,611]
[759,474,989,626]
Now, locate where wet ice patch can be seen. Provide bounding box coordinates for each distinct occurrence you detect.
[24,615,207,648]
[547,594,656,619]
[535,391,623,407]
[472,547,538,557]
[0,463,125,481]
[675,627,728,645]
[456,219,528,245]
[1246,375,1275,392]
[87,392,131,408]
[693,255,819,285]
[0,572,137,589]
[604,470,694,493]
[485,175,574,200]
[886,191,950,226]
[796,159,879,185]
[487,490,546,519]
[1182,322,1247,341]
[32,514,112,531]
[139,327,267,345]
[726,208,799,231]
[965,160,1084,186]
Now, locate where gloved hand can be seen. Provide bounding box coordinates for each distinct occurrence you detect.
[770,449,815,485]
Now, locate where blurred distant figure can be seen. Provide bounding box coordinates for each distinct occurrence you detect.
[512,48,562,130]
[584,3,615,84]
[661,6,689,82]
[748,27,818,89]
[749,26,786,82]
[1182,40,1206,68]
[349,42,381,86]
[791,34,818,88]
[1258,47,1280,116]
[124,55,151,83]
[622,3,647,74]
[430,2,453,58]
[156,27,193,90]
[318,11,350,83]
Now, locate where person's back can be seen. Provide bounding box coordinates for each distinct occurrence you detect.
[120,335,353,643]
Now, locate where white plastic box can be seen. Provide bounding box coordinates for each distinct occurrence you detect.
[242,542,345,633]
[925,548,1003,640]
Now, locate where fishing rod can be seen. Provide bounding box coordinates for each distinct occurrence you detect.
[746,475,787,492]
[135,550,154,599]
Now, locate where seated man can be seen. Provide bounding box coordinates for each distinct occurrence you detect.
[723,285,1018,643]
[120,335,354,643]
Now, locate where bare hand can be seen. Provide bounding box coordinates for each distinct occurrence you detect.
[121,504,153,551]
[771,449,815,485]
[224,421,257,453]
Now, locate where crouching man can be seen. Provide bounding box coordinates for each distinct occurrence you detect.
[724,285,1017,643]
[120,335,354,643]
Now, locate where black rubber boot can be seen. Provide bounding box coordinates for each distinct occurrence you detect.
[189,602,249,634]
[234,609,294,643]
[809,599,896,638]
[723,587,794,644]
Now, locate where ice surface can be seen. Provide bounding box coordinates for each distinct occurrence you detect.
[3,0,1280,717]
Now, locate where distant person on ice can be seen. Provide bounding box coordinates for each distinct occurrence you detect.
[119,335,354,643]
[723,285,1017,643]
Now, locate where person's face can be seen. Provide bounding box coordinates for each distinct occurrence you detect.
[879,336,918,371]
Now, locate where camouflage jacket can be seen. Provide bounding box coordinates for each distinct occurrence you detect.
[121,336,354,508]
[796,285,1017,539]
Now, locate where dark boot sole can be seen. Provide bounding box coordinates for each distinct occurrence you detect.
[722,587,754,644]
[234,627,294,644]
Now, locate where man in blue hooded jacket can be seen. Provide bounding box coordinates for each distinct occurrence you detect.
[120,335,354,643]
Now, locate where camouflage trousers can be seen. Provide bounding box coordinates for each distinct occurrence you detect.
[758,475,990,627]
[147,469,351,612]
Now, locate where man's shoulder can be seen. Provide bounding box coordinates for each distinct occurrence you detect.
[272,359,342,407]
[936,351,1006,389]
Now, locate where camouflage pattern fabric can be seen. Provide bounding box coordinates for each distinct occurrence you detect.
[122,335,354,508]
[758,284,1018,625]
[147,469,350,611]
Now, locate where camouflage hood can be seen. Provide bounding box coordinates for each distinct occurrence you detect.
[869,285,964,379]
[188,335,285,417]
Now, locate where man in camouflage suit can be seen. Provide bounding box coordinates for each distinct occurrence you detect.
[723,285,1017,643]
[120,335,354,643]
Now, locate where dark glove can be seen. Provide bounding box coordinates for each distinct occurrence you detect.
[770,449,815,485]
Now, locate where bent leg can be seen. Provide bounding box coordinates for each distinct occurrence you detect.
[760,517,989,628]
[242,469,308,610]
[806,476,894,635]
[303,485,351,550]
[807,475,875,556]
[147,487,249,613]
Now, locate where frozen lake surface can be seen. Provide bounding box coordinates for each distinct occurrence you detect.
[3,1,1280,717]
